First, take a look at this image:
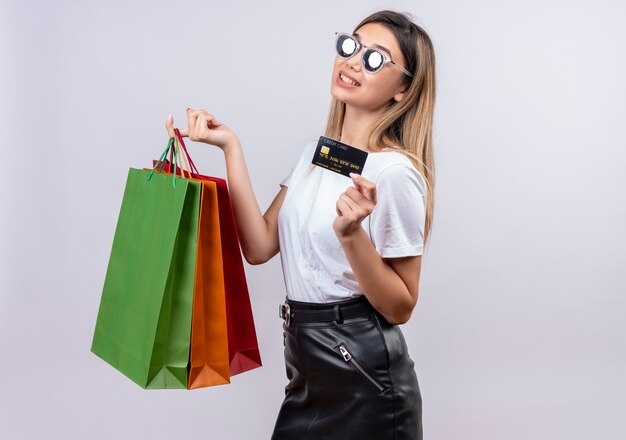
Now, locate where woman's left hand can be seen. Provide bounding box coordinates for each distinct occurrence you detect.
[333,173,377,239]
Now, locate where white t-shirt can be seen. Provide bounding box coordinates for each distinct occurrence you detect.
[277,137,427,303]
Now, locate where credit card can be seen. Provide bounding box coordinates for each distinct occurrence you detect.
[311,135,368,177]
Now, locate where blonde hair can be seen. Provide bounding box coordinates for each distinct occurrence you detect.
[324,10,436,248]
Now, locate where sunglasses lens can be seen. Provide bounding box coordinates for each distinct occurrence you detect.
[336,34,357,58]
[363,49,384,72]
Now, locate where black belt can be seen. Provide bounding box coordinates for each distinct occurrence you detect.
[279,295,375,327]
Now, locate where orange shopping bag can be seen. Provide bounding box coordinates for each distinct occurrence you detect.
[188,179,231,389]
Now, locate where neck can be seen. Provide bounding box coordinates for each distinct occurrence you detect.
[339,104,386,152]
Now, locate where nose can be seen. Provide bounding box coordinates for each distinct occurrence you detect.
[346,54,361,72]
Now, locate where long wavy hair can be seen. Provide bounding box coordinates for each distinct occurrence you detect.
[323,10,436,248]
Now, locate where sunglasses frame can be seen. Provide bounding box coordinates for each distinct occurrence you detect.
[334,32,414,78]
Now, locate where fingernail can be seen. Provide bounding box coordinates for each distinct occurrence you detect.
[168,113,172,120]
[349,172,357,178]
[186,107,191,111]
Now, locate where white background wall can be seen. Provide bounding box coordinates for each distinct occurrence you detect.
[1,0,624,438]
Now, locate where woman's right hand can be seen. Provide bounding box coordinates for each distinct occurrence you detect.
[165,108,238,151]
[165,108,278,265]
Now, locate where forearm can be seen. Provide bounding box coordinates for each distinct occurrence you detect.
[338,226,414,324]
[222,138,271,264]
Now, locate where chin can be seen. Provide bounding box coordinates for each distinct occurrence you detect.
[330,87,341,101]
[332,93,364,109]
[330,86,353,105]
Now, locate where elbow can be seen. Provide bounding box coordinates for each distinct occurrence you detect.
[387,296,418,325]
[242,229,279,265]
[243,247,278,265]
[244,252,266,265]
[390,310,412,325]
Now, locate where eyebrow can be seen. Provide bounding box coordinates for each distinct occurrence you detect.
[353,32,392,56]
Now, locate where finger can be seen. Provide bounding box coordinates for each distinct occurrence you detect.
[353,182,376,204]
[336,196,353,218]
[350,172,375,190]
[194,113,208,140]
[203,111,222,127]
[166,115,191,139]
[199,113,219,139]
[340,193,366,220]
[350,173,376,202]
[204,113,221,127]
[187,108,200,139]
[346,186,370,206]
[166,114,175,137]
[188,109,222,128]
[336,198,346,217]
[369,184,377,204]
[188,109,216,121]
[340,192,359,211]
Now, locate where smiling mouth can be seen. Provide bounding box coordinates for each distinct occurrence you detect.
[339,72,360,86]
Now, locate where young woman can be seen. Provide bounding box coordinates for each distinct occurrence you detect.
[166,9,435,439]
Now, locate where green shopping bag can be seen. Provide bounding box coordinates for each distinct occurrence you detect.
[91,167,201,389]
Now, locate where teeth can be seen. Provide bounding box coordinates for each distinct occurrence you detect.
[340,73,359,86]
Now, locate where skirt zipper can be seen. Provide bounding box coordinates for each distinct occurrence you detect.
[338,344,386,392]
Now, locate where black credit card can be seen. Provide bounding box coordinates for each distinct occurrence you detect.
[311,136,368,177]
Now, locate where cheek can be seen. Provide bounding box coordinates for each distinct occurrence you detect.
[355,77,401,109]
[360,75,391,97]
[332,57,344,71]
[370,73,403,99]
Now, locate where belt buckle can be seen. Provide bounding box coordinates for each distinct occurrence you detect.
[279,302,291,327]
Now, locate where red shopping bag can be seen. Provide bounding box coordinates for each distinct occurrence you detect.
[149,129,262,376]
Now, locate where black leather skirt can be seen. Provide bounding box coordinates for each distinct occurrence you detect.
[271,295,423,439]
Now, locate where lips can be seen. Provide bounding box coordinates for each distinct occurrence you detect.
[338,70,361,86]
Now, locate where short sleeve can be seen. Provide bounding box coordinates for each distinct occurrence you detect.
[369,163,427,258]
[279,162,296,188]
[279,138,316,188]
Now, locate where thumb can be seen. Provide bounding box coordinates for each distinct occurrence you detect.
[165,114,189,138]
[350,172,374,200]
[349,172,364,188]
[166,114,175,137]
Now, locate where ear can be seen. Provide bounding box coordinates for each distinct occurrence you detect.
[393,81,408,102]
[393,89,407,102]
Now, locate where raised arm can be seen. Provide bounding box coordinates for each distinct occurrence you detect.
[166,109,286,265]
[222,139,287,265]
